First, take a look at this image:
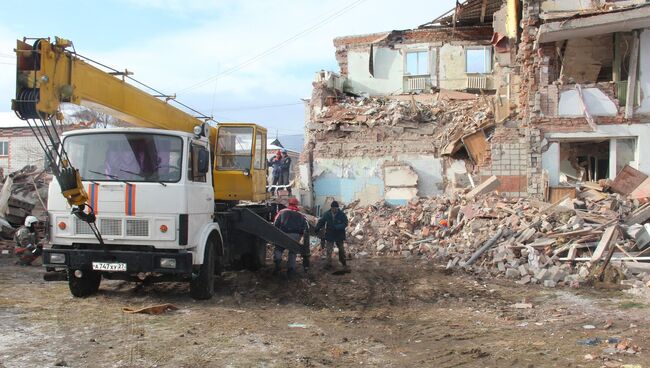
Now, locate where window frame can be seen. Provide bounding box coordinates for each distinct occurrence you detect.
[465,46,493,74]
[0,141,8,156]
[253,131,266,170]
[63,132,183,183]
[215,126,254,172]
[188,143,208,183]
[404,50,430,76]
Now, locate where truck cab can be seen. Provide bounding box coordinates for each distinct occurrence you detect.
[44,127,218,296]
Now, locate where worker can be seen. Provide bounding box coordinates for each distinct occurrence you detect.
[314,201,349,270]
[14,216,42,266]
[273,197,309,277]
[279,149,292,195]
[268,150,283,194]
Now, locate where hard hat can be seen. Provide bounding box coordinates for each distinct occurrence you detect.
[24,216,38,227]
[288,197,299,206]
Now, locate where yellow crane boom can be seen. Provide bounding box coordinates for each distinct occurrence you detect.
[13,37,215,142]
[13,37,269,202]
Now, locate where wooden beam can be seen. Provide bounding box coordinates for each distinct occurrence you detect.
[625,30,640,119]
[480,0,488,23]
[591,225,618,262]
[575,84,597,131]
[612,33,621,83]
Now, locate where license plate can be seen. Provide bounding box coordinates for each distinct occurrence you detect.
[92,262,127,271]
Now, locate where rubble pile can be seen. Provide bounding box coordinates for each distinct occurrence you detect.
[342,181,650,289]
[0,165,50,255]
[308,83,494,154]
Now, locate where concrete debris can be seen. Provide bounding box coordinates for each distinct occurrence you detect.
[306,83,493,159]
[0,165,50,255]
[122,303,178,315]
[340,182,650,289]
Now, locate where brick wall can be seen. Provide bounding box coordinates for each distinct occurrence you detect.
[480,126,531,197]
[0,128,45,173]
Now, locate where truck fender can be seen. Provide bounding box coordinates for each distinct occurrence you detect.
[193,223,224,265]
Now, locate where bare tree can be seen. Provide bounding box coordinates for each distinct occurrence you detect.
[62,106,130,128]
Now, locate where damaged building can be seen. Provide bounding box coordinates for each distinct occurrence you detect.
[300,0,650,212]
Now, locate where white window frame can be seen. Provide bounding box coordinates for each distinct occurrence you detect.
[0,141,8,156]
[404,50,430,76]
[465,46,492,74]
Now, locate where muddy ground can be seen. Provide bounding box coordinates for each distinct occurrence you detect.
[0,256,649,368]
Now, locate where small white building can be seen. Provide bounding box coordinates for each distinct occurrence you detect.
[0,111,44,174]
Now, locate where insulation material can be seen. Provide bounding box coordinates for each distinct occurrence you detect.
[558,88,618,117]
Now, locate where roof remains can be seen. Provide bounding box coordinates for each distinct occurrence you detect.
[419,0,503,28]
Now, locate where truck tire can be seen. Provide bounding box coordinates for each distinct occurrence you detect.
[68,269,101,298]
[190,238,215,300]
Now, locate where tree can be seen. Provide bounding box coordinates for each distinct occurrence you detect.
[62,105,130,128]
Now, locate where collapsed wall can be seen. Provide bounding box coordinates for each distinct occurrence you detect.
[301,82,505,211]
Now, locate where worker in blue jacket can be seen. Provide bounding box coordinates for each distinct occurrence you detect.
[314,201,349,270]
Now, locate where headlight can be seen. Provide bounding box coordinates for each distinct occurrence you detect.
[160,258,176,269]
[49,253,66,264]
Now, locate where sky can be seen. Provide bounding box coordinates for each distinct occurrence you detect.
[0,0,456,136]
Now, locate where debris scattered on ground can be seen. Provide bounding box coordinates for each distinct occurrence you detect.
[0,165,50,255]
[287,323,308,329]
[336,175,650,290]
[122,303,179,315]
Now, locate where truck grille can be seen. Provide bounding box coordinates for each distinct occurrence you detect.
[100,218,122,236]
[126,219,149,237]
[75,218,94,235]
[74,217,151,238]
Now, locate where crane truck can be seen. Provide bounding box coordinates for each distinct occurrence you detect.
[12,37,307,300]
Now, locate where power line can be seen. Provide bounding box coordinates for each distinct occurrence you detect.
[214,101,304,112]
[70,50,217,123]
[176,0,367,94]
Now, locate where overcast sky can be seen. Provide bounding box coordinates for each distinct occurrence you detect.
[0,0,456,135]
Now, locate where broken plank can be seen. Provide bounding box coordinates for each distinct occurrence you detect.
[561,256,650,262]
[581,181,604,192]
[466,175,500,200]
[624,204,650,226]
[590,225,619,262]
[610,165,647,196]
[567,244,578,261]
[547,228,598,239]
[465,227,504,266]
[578,189,607,202]
[611,261,650,274]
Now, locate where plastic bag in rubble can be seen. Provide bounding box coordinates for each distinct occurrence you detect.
[525,245,540,269]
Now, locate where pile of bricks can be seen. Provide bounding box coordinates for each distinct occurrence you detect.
[338,179,650,289]
[0,165,50,244]
[305,83,495,161]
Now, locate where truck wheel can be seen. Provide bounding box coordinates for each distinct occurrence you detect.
[190,238,215,300]
[68,269,101,298]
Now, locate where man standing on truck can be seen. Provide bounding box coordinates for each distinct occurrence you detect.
[314,201,349,271]
[279,149,292,195]
[13,216,42,266]
[268,150,283,194]
[273,197,309,277]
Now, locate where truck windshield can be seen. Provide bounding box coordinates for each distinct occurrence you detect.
[64,133,183,183]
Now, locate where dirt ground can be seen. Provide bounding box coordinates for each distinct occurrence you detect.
[0,256,649,368]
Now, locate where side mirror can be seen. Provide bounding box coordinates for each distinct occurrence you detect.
[197,148,209,174]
